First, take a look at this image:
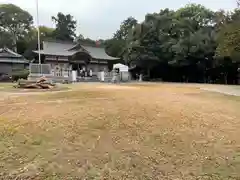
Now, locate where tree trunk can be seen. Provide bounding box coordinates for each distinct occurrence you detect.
[224,73,228,84]
[148,68,150,78]
[203,71,207,83]
[13,37,17,52]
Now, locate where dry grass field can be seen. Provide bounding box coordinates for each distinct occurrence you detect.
[0,83,240,180]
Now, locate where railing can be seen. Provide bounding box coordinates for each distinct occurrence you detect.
[29,63,51,76]
[30,66,131,82]
[51,69,72,77]
[30,63,72,78]
[97,71,131,82]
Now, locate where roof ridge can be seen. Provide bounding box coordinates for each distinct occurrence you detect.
[6,48,22,57]
[0,47,22,58]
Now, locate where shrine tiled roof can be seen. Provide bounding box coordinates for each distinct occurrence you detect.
[33,40,119,60]
[0,48,28,63]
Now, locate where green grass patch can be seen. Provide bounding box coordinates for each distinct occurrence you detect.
[0,83,14,90]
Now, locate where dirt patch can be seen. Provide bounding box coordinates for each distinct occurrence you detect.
[0,86,71,101]
[0,83,240,179]
[96,84,139,90]
[3,85,69,93]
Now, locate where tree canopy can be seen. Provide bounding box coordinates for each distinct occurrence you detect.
[113,17,137,40]
[52,12,77,42]
[105,17,138,58]
[0,3,33,50]
[103,3,239,84]
[215,9,240,62]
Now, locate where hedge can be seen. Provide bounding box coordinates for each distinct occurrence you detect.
[11,70,29,82]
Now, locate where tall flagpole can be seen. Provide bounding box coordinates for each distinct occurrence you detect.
[36,0,41,66]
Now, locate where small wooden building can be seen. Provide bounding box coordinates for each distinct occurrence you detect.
[0,48,28,75]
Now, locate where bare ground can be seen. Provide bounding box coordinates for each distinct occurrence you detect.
[0,83,240,180]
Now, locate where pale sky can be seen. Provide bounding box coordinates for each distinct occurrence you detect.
[0,0,237,39]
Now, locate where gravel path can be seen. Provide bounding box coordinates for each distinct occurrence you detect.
[201,86,240,96]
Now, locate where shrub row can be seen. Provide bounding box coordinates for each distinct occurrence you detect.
[11,70,29,82]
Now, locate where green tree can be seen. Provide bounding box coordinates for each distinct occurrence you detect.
[172,4,215,60]
[213,10,231,31]
[216,22,240,62]
[0,3,33,50]
[123,19,162,75]
[105,38,125,57]
[76,34,84,41]
[0,30,14,48]
[20,26,54,58]
[52,12,76,41]
[105,17,137,58]
[113,17,137,40]
[120,4,218,82]
[212,2,240,84]
[107,3,239,83]
[75,34,99,47]
[216,5,240,61]
[39,26,54,39]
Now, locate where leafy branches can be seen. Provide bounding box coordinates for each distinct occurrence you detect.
[52,12,77,41]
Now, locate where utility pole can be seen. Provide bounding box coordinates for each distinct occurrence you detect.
[36,0,41,75]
